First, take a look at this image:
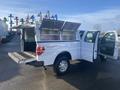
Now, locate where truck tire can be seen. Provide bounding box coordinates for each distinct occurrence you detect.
[94,55,106,64]
[54,56,70,76]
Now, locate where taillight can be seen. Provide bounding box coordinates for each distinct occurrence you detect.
[36,46,45,56]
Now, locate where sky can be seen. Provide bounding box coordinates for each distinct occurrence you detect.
[0,0,120,30]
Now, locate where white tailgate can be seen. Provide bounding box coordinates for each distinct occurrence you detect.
[8,52,36,64]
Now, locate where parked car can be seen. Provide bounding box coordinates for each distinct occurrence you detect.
[0,20,8,43]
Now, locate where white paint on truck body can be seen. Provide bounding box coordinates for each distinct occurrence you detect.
[36,41,80,65]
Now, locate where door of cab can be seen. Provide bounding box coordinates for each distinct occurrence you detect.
[81,31,99,62]
[99,31,119,60]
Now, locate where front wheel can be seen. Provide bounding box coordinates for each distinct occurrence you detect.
[94,55,107,64]
[100,55,106,62]
[54,56,70,76]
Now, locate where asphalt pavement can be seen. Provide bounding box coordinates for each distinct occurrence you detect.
[0,35,120,90]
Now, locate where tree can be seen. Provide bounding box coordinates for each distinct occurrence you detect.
[3,17,8,23]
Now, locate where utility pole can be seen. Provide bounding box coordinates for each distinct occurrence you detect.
[14,16,19,26]
[47,10,50,19]
[54,14,58,20]
[38,12,42,21]
[8,14,14,31]
[26,15,30,24]
[30,15,35,24]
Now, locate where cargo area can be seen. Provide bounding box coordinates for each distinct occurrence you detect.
[20,25,36,52]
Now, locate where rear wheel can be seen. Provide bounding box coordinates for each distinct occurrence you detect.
[54,56,70,76]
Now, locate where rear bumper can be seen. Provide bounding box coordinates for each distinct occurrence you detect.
[26,61,44,67]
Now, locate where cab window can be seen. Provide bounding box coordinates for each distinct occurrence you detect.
[100,32,115,45]
[100,32,115,56]
[84,31,96,43]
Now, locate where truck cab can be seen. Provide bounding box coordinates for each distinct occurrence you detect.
[80,30,119,62]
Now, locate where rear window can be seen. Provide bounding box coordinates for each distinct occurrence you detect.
[40,29,60,40]
[62,30,76,40]
[24,28,35,42]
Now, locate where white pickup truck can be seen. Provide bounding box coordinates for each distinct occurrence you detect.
[9,19,120,75]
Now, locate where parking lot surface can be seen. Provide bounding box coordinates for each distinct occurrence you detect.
[0,35,120,90]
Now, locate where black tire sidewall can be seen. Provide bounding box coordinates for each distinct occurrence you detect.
[94,55,107,64]
[54,56,70,76]
[94,55,101,64]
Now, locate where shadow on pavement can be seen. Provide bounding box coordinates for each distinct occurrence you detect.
[0,57,20,82]
[0,34,21,82]
[57,61,120,90]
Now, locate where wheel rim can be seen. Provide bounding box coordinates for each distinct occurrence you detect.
[58,60,68,73]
